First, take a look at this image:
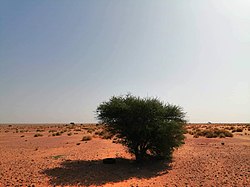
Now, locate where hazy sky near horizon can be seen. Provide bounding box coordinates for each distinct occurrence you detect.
[0,0,249,123]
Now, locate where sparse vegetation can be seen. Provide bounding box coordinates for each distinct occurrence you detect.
[192,128,233,138]
[19,130,27,133]
[52,132,63,136]
[67,132,72,136]
[95,129,113,139]
[219,133,226,138]
[34,133,43,137]
[51,155,64,159]
[0,123,250,187]
[193,134,199,138]
[36,129,45,132]
[234,128,243,132]
[81,135,92,141]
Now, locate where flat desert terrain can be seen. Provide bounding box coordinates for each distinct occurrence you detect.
[0,123,249,187]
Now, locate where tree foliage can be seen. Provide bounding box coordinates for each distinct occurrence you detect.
[96,94,186,162]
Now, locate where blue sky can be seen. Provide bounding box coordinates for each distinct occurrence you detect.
[0,0,249,123]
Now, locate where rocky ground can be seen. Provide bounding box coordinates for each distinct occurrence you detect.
[0,124,249,187]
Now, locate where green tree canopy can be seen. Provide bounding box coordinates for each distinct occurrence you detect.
[96,94,186,162]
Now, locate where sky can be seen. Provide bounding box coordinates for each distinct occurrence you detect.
[0,0,249,123]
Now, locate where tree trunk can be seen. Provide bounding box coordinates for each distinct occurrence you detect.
[134,146,143,163]
[135,144,148,163]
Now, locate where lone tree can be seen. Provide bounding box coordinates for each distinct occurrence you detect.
[96,94,186,162]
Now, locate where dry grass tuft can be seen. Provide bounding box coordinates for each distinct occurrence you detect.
[82,135,92,141]
[34,133,43,137]
[191,128,233,138]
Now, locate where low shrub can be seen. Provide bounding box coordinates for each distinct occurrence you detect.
[87,129,95,134]
[34,133,43,137]
[193,134,199,138]
[183,128,188,134]
[219,133,226,138]
[229,126,235,130]
[205,132,216,138]
[52,132,62,136]
[95,129,113,139]
[236,128,243,132]
[101,133,113,139]
[51,155,64,159]
[222,130,233,137]
[67,132,72,136]
[48,130,57,133]
[194,128,233,138]
[82,135,92,141]
[36,129,45,132]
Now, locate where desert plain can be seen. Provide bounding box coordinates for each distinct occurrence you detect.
[0,123,249,187]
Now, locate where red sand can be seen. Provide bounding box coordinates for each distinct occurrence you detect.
[0,124,249,187]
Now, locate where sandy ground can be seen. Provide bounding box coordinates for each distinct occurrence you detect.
[0,124,249,187]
